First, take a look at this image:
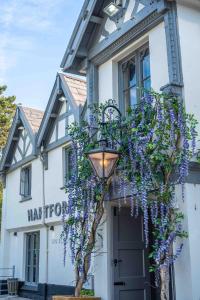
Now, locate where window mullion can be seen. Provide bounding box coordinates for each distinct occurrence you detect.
[136,49,141,101]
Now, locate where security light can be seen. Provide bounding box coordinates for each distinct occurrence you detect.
[58,95,66,102]
[103,1,122,17]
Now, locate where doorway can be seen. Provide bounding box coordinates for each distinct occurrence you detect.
[113,207,151,300]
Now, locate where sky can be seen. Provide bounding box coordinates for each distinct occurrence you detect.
[0,0,84,111]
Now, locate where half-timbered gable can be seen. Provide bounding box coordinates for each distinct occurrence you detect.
[0,106,43,173]
[37,73,86,151]
[61,0,170,74]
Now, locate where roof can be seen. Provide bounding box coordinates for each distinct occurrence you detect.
[21,107,44,134]
[62,74,86,106]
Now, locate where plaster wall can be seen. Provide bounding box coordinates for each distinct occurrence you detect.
[174,184,200,300]
[5,158,43,229]
[177,4,200,138]
[47,225,74,286]
[174,5,200,300]
[1,144,74,285]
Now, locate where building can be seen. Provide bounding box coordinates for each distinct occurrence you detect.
[1,0,200,300]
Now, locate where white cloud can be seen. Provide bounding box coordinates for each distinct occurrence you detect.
[0,0,66,82]
[0,0,66,32]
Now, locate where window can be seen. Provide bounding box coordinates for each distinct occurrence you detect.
[120,45,151,113]
[20,165,31,199]
[25,232,40,285]
[63,147,73,185]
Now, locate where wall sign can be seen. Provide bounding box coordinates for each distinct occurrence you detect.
[27,201,67,222]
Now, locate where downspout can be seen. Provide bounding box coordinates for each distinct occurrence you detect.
[40,146,49,300]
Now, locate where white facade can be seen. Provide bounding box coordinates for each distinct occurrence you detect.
[1,0,200,299]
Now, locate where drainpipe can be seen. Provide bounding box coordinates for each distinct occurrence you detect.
[40,146,49,300]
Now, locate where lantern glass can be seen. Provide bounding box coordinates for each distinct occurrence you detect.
[103,2,120,17]
[88,150,119,179]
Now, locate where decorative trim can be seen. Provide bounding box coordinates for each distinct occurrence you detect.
[7,154,36,173]
[61,0,99,70]
[46,136,71,152]
[164,1,183,87]
[0,107,36,172]
[37,73,81,149]
[160,82,183,96]
[20,196,32,203]
[90,9,164,66]
[87,62,99,108]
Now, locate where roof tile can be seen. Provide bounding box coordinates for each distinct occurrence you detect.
[63,74,86,106]
[21,107,44,133]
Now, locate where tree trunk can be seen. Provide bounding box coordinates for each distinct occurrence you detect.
[160,266,169,300]
[75,278,84,297]
[74,196,105,297]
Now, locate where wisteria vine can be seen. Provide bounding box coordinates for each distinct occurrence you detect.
[61,90,198,296]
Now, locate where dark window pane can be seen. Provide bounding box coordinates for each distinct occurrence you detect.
[33,267,36,282]
[142,51,150,80]
[68,149,73,180]
[27,267,30,281]
[26,233,39,284]
[121,46,151,112]
[143,78,151,91]
[129,63,136,87]
[64,148,73,183]
[20,166,31,197]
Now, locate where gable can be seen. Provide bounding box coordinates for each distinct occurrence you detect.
[0,106,43,172]
[37,73,86,150]
[61,0,166,73]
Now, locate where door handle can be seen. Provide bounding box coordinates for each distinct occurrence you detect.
[114,281,126,286]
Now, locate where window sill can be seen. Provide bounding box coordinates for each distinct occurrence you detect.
[21,284,38,291]
[20,196,32,202]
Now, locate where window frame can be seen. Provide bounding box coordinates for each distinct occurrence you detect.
[118,43,151,115]
[63,146,73,186]
[20,164,32,201]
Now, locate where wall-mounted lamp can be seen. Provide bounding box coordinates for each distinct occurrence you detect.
[58,96,66,102]
[103,0,122,17]
[50,225,54,231]
[86,103,121,183]
[13,232,17,237]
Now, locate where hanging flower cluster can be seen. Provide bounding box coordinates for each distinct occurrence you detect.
[61,90,198,292]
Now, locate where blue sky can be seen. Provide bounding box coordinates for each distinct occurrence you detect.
[0,0,84,110]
